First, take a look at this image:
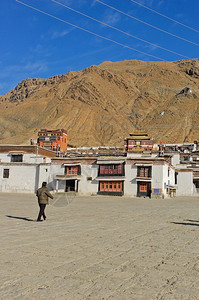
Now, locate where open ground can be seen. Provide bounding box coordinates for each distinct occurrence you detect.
[0,193,199,300]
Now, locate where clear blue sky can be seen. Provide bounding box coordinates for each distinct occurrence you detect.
[0,0,198,95]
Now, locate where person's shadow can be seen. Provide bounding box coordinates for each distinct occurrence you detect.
[184,219,199,223]
[6,215,35,222]
[171,220,199,227]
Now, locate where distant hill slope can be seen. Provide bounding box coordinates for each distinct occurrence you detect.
[0,59,199,146]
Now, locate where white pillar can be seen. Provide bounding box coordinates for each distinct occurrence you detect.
[56,179,59,193]
[75,180,77,192]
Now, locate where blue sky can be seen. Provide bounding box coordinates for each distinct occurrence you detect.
[0,0,198,95]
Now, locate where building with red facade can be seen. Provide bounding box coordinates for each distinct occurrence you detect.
[37,129,67,152]
[124,130,153,152]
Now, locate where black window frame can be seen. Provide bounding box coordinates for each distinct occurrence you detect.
[3,169,9,178]
[11,154,23,162]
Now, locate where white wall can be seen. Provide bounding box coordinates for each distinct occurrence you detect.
[26,155,51,164]
[0,165,37,193]
[0,153,51,164]
[169,167,175,186]
[152,165,165,194]
[127,153,159,159]
[171,154,180,167]
[152,163,174,197]
[37,164,51,190]
[78,164,98,195]
[48,163,65,192]
[0,162,52,193]
[127,153,143,159]
[124,164,137,197]
[0,154,10,163]
[162,164,169,196]
[176,171,194,196]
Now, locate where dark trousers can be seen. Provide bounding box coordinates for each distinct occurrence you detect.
[37,204,46,221]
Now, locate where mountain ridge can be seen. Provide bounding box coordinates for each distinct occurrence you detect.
[0,59,199,146]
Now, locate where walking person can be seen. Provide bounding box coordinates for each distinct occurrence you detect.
[36,182,53,222]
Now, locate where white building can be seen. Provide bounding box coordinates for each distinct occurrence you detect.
[0,145,196,198]
[45,155,179,198]
[0,145,55,193]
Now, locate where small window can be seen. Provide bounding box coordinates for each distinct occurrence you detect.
[11,154,23,162]
[66,166,79,175]
[3,169,9,178]
[184,156,189,161]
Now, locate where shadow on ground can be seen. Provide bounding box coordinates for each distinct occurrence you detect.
[6,215,35,222]
[184,219,199,223]
[171,221,199,227]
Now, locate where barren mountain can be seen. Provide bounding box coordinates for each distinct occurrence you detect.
[0,59,199,147]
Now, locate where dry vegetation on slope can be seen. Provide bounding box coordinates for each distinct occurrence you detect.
[0,59,198,146]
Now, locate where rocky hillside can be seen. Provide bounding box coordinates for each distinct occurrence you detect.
[0,59,199,146]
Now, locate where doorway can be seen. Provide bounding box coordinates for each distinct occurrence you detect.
[65,180,76,192]
[137,181,151,197]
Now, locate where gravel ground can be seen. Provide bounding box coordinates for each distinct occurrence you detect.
[0,193,199,300]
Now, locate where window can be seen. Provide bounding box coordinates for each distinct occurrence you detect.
[99,181,122,192]
[11,154,23,162]
[137,167,151,178]
[184,156,189,161]
[99,164,123,175]
[194,180,199,188]
[139,183,148,192]
[3,169,9,178]
[65,166,79,175]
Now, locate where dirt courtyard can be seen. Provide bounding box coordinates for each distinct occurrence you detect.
[0,193,199,300]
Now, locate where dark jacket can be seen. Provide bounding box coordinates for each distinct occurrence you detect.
[36,187,53,204]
